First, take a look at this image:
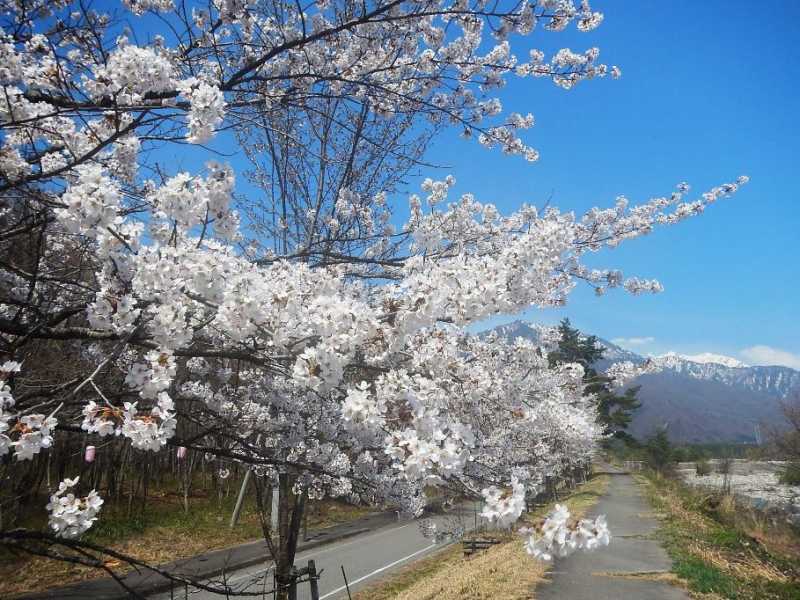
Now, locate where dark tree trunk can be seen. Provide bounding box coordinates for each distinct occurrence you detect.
[274,473,307,600]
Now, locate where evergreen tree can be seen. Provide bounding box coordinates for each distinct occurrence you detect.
[549,319,642,439]
[644,428,675,473]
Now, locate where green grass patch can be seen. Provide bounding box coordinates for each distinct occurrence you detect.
[708,527,745,550]
[673,554,739,597]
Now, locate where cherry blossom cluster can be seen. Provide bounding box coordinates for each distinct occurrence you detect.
[46,477,104,539]
[81,393,176,452]
[79,351,178,451]
[177,79,226,144]
[522,503,610,561]
[0,361,57,461]
[0,0,619,194]
[0,360,21,457]
[120,393,177,452]
[0,10,226,190]
[480,476,527,528]
[400,174,748,306]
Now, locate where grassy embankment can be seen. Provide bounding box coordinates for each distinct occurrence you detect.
[354,474,610,600]
[639,471,800,600]
[0,487,371,597]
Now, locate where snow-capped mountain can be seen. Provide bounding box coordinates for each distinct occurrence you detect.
[489,320,800,401]
[649,352,800,399]
[488,320,800,442]
[672,352,748,369]
[594,338,800,400]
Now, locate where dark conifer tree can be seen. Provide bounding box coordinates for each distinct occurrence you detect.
[549,319,642,439]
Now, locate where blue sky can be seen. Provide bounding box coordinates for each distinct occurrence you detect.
[436,0,800,367]
[129,1,798,367]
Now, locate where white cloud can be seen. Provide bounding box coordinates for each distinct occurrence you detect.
[740,345,800,370]
[611,336,655,347]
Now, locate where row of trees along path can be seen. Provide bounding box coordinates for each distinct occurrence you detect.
[0,1,746,598]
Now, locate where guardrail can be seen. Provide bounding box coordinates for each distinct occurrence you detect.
[462,537,502,556]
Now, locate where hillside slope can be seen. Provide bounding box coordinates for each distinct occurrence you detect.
[489,320,798,443]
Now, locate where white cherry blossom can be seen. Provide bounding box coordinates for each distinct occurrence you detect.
[46,478,104,539]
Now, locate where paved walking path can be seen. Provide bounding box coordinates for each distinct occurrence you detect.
[536,468,689,600]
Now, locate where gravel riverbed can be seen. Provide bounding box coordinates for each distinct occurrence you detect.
[676,460,800,525]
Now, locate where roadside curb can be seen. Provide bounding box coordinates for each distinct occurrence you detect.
[18,511,399,600]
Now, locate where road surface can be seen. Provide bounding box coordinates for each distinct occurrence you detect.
[150,504,485,600]
[535,470,689,600]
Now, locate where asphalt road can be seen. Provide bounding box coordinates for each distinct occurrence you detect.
[150,504,486,600]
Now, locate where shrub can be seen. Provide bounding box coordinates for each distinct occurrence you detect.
[716,457,734,475]
[645,429,675,474]
[778,462,800,486]
[695,459,712,476]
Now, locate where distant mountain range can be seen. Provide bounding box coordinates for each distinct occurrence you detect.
[489,320,800,443]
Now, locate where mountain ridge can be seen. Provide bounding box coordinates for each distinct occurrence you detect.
[488,320,799,442]
[667,352,747,369]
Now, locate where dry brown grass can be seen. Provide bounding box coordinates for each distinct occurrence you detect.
[593,570,683,584]
[639,473,800,599]
[637,474,712,536]
[351,544,467,600]
[386,534,544,600]
[687,542,790,584]
[653,483,793,586]
[354,474,610,600]
[714,493,800,561]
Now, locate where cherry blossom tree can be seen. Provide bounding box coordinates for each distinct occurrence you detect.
[0,0,748,597]
[237,89,435,264]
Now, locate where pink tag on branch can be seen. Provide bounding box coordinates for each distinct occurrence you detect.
[84,445,96,463]
[177,446,187,460]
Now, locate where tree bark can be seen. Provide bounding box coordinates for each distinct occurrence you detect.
[274,473,308,600]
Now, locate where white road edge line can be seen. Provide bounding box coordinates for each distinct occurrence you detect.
[318,542,438,600]
[225,522,418,585]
